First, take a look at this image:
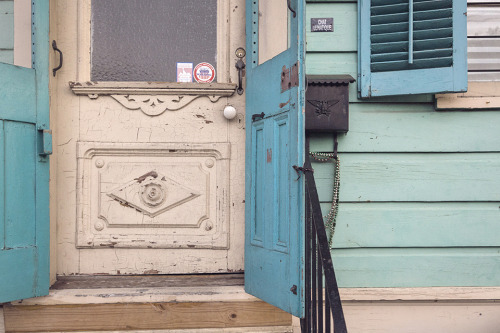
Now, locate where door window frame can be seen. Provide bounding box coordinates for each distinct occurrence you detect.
[71,0,236,98]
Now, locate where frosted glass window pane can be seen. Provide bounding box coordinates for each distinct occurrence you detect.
[91,0,217,82]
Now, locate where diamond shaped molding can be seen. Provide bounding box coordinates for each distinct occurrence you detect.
[107,170,200,218]
[76,142,230,249]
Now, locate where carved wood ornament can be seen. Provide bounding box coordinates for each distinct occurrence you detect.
[69,81,237,116]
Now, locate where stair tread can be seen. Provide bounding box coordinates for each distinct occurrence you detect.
[52,273,244,290]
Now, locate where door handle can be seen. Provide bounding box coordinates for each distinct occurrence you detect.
[235,59,246,95]
[235,47,246,95]
[287,0,296,18]
[52,40,63,77]
[38,127,52,158]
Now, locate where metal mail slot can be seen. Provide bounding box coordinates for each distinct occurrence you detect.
[305,75,355,133]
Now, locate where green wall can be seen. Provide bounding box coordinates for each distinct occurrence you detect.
[0,0,14,64]
[306,1,500,287]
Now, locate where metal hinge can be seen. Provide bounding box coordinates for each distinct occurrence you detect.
[281,62,299,92]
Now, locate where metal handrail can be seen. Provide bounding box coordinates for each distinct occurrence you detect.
[301,150,348,333]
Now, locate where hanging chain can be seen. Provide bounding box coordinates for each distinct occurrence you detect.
[309,152,340,249]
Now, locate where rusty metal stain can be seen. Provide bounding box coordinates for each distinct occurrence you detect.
[279,98,290,108]
[267,148,272,163]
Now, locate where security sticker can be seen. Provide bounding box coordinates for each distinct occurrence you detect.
[177,62,193,82]
[194,62,216,83]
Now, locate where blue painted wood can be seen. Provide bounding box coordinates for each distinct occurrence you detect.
[306,53,435,103]
[305,3,357,52]
[358,0,467,97]
[0,50,13,64]
[331,248,500,287]
[245,0,306,318]
[4,122,36,248]
[0,1,14,50]
[313,153,500,202]
[0,123,4,251]
[321,202,500,248]
[0,0,50,303]
[304,0,500,289]
[309,106,500,152]
[0,64,36,122]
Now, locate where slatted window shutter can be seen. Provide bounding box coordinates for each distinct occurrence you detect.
[359,0,467,97]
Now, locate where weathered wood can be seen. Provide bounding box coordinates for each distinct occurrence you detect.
[3,301,291,332]
[436,82,500,109]
[331,247,500,287]
[0,50,13,64]
[312,153,500,202]
[339,286,500,301]
[54,0,248,276]
[319,202,500,248]
[52,274,244,290]
[306,3,357,52]
[305,53,434,103]
[0,0,50,302]
[309,105,500,152]
[0,1,14,50]
[343,302,500,333]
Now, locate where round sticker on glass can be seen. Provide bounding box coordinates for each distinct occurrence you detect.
[194,62,216,83]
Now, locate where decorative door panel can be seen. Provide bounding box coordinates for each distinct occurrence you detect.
[77,142,229,249]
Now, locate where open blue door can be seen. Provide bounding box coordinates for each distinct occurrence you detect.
[0,0,50,302]
[245,0,306,317]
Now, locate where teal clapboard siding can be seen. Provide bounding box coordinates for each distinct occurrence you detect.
[323,203,500,248]
[0,0,50,303]
[0,0,14,64]
[306,1,500,287]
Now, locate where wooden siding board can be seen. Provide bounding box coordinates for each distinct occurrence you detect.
[313,153,500,202]
[467,7,500,37]
[319,202,500,248]
[0,1,14,50]
[304,0,500,288]
[332,248,500,287]
[309,106,500,152]
[305,53,434,103]
[0,50,14,63]
[306,3,357,52]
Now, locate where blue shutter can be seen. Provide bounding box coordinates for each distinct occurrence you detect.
[0,0,50,303]
[359,0,467,97]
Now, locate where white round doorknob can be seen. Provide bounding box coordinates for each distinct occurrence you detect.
[223,105,237,120]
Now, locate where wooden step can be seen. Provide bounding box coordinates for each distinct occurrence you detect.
[2,274,293,333]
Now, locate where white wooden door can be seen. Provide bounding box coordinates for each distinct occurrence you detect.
[53,0,246,275]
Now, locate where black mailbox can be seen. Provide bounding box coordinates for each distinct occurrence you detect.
[305,75,355,133]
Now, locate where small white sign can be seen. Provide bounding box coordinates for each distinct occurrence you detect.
[177,62,193,83]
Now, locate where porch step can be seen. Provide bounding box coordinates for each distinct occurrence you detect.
[2,274,293,333]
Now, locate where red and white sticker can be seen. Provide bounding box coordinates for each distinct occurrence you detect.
[194,62,216,83]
